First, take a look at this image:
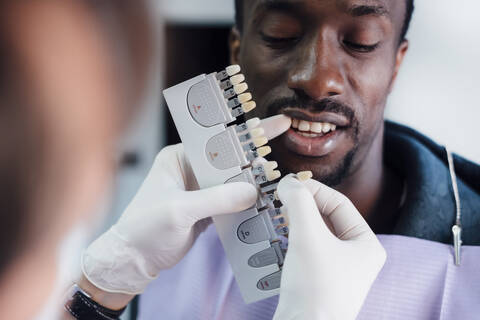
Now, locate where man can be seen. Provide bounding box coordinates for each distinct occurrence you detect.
[80,0,480,319]
[226,0,480,240]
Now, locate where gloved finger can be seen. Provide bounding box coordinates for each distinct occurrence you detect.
[302,179,374,241]
[259,114,291,140]
[277,174,332,239]
[184,182,258,222]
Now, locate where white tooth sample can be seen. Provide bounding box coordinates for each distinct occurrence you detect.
[226,64,241,76]
[331,124,337,131]
[238,92,252,104]
[233,83,248,94]
[257,146,271,157]
[230,74,245,85]
[246,117,261,129]
[266,170,281,181]
[297,171,313,181]
[310,122,323,133]
[241,101,256,113]
[263,161,278,171]
[253,137,268,148]
[322,123,331,133]
[250,127,265,138]
[298,120,310,131]
[292,118,299,128]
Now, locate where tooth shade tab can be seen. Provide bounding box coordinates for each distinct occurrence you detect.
[246,146,272,161]
[266,170,281,182]
[250,127,265,138]
[226,64,241,76]
[253,137,268,148]
[263,161,278,171]
[238,92,252,104]
[238,127,264,143]
[246,117,261,129]
[296,171,313,181]
[233,83,248,94]
[241,101,256,113]
[230,74,245,85]
[257,146,272,157]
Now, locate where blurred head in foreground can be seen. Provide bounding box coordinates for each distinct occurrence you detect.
[0,0,154,318]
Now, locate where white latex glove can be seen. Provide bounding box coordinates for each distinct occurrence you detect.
[274,174,386,320]
[82,115,291,295]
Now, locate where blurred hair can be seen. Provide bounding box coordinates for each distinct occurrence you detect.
[234,0,415,44]
[0,0,154,277]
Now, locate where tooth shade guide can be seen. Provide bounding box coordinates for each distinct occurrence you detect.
[230,74,245,85]
[253,137,268,148]
[242,101,256,113]
[249,127,265,138]
[238,92,252,104]
[226,64,241,76]
[296,171,313,181]
[246,117,261,129]
[265,170,281,182]
[257,146,271,157]
[233,83,248,94]
[263,161,278,171]
[261,182,279,194]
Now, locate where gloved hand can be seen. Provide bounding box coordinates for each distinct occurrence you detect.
[273,174,386,320]
[81,115,291,295]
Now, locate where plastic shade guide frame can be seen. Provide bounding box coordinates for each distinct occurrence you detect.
[163,65,288,304]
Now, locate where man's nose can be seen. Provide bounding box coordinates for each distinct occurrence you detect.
[287,37,345,100]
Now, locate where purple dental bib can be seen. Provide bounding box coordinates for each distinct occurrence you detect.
[139,226,480,320]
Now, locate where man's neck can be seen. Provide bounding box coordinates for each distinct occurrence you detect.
[335,123,403,233]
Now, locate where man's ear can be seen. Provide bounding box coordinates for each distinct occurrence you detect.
[229,27,241,65]
[389,40,409,92]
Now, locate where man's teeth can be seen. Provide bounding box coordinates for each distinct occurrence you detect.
[291,119,337,137]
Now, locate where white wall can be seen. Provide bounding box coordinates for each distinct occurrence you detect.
[385,0,480,163]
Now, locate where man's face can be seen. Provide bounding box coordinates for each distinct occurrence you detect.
[231,0,408,186]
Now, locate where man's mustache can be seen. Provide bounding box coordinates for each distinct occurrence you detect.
[266,97,356,124]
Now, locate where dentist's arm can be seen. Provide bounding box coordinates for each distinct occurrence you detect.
[67,115,291,313]
[274,174,386,320]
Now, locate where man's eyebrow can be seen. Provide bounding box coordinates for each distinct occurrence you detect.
[347,4,390,18]
[256,0,300,14]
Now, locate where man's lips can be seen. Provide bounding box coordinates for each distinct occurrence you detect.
[274,108,352,157]
[281,108,351,128]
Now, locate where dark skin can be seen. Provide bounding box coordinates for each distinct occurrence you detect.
[230,0,409,231]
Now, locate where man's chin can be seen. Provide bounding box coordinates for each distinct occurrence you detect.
[270,142,357,187]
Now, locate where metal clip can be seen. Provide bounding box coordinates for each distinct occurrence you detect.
[452,224,462,266]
